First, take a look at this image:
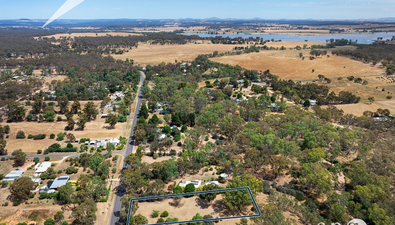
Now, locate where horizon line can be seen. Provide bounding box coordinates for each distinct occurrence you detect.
[1,17,395,21]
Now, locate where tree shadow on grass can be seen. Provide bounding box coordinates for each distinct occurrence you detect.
[195,197,211,209]
[168,196,185,208]
[212,199,234,217]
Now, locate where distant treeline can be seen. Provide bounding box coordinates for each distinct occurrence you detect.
[0,29,60,58]
[332,42,395,74]
[311,38,354,49]
[208,36,267,45]
[65,33,201,54]
[270,79,361,105]
[0,29,202,58]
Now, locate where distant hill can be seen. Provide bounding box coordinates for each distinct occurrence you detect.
[380,17,395,21]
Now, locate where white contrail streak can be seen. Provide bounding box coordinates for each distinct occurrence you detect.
[42,0,85,28]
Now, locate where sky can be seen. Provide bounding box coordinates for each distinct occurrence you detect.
[0,0,394,20]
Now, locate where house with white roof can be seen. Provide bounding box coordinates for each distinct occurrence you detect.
[179,180,202,189]
[34,162,52,177]
[3,170,24,182]
[205,181,220,186]
[158,134,166,141]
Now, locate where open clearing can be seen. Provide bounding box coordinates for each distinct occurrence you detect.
[39,32,143,39]
[325,100,395,116]
[264,41,324,48]
[111,43,248,65]
[134,191,254,225]
[212,50,385,80]
[0,101,130,155]
[319,76,395,102]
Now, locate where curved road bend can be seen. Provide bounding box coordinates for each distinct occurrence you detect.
[109,72,145,225]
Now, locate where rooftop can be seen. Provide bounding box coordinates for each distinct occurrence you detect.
[5,170,24,178]
[49,176,70,189]
[35,162,52,173]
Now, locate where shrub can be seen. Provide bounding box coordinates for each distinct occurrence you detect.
[169,149,177,156]
[44,143,77,154]
[153,153,159,159]
[118,115,127,122]
[27,134,34,139]
[37,150,42,154]
[160,211,169,218]
[112,167,116,173]
[50,134,55,139]
[173,134,181,142]
[16,131,26,139]
[184,183,195,193]
[44,156,50,161]
[28,211,40,221]
[177,142,182,147]
[181,125,188,132]
[44,218,55,225]
[151,210,159,218]
[156,218,165,223]
[166,218,178,222]
[57,116,63,122]
[34,134,46,140]
[215,140,224,145]
[1,181,8,188]
[56,133,65,141]
[263,180,271,194]
[65,167,78,174]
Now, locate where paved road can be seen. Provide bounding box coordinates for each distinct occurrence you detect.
[109,72,145,225]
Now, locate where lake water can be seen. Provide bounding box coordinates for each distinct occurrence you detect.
[186,32,395,44]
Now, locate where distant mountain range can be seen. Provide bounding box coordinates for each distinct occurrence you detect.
[1,18,395,29]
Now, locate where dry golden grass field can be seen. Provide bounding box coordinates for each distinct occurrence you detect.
[326,100,395,117]
[264,41,324,48]
[320,76,395,102]
[313,76,395,116]
[0,101,130,155]
[134,194,250,225]
[111,43,248,65]
[212,50,385,80]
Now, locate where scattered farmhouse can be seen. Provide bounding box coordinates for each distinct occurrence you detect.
[205,181,220,186]
[158,134,166,141]
[220,173,231,180]
[40,176,70,193]
[310,100,317,106]
[3,170,24,182]
[30,177,41,184]
[85,138,120,147]
[179,180,202,189]
[111,91,125,100]
[34,162,52,177]
[179,180,222,189]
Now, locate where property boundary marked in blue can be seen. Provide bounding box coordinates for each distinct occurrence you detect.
[126,186,261,225]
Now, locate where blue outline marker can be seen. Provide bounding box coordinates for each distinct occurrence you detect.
[126,187,261,225]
